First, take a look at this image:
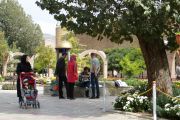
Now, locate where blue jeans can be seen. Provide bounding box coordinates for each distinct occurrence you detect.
[91,73,100,97]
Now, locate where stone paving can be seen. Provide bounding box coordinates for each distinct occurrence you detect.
[0,86,154,120]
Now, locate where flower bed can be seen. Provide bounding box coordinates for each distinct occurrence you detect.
[113,78,180,119]
[114,92,151,112]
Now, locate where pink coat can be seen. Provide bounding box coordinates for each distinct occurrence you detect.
[67,61,78,83]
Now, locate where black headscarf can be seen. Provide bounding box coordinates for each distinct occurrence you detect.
[21,55,28,64]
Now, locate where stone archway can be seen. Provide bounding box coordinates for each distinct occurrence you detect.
[79,49,108,78]
[167,50,180,79]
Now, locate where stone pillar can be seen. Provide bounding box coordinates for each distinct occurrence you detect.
[166,51,176,79]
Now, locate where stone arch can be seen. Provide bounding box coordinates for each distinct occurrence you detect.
[79,49,108,78]
[167,50,180,79]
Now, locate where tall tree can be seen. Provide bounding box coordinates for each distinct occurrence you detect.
[0,32,9,76]
[34,45,56,76]
[36,0,180,94]
[0,0,44,55]
[120,48,146,78]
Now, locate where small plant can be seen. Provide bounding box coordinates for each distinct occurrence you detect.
[156,95,180,119]
[2,84,16,90]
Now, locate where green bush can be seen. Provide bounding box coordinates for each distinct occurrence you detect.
[0,76,4,82]
[156,95,180,119]
[124,78,148,93]
[2,84,16,90]
[172,85,180,96]
[114,92,151,112]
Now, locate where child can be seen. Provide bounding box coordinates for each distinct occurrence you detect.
[79,67,90,97]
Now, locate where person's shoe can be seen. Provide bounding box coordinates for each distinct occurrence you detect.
[85,91,89,97]
[95,96,100,99]
[70,98,75,100]
[89,96,95,99]
[59,96,65,99]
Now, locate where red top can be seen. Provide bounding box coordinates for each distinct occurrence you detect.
[67,61,78,83]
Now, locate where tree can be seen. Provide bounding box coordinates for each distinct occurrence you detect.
[105,48,130,76]
[0,32,9,76]
[36,0,180,94]
[0,0,44,55]
[34,45,56,76]
[120,48,146,78]
[105,48,145,77]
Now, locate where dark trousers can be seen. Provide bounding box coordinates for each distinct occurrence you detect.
[68,83,75,99]
[58,76,68,98]
[80,81,90,97]
[91,73,100,97]
[17,79,22,98]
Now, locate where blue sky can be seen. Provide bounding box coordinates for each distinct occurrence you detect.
[17,0,57,35]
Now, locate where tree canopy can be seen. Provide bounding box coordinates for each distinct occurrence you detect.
[0,0,44,55]
[36,0,179,48]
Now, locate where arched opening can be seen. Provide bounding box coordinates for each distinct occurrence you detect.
[79,49,108,78]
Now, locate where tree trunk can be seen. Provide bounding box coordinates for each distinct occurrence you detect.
[2,54,9,77]
[138,37,172,95]
[2,61,8,77]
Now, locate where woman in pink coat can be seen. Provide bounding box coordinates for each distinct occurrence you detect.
[67,55,78,100]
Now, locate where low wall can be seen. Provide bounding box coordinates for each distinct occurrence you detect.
[44,84,133,97]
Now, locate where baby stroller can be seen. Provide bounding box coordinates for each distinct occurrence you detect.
[19,72,40,109]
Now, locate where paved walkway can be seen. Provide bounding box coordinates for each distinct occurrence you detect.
[0,86,153,120]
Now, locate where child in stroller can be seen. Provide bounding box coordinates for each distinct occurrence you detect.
[19,72,40,109]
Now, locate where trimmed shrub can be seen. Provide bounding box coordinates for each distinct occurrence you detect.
[2,84,16,90]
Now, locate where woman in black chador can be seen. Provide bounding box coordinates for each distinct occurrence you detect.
[16,55,32,102]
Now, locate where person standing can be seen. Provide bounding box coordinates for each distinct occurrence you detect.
[90,53,100,99]
[67,55,78,100]
[16,55,33,102]
[55,52,68,99]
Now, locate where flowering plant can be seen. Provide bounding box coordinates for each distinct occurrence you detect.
[163,96,180,119]
[113,92,151,112]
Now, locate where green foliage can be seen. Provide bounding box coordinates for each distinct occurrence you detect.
[2,83,16,90]
[156,95,180,119]
[64,31,80,55]
[105,48,129,72]
[124,78,148,93]
[0,0,44,54]
[77,56,91,73]
[105,48,146,77]
[120,48,146,77]
[34,45,56,73]
[172,85,180,96]
[0,75,4,82]
[36,0,179,50]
